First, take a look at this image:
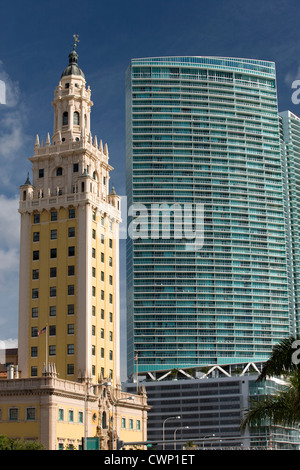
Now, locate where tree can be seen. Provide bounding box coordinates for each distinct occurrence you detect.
[0,435,45,450]
[241,336,300,430]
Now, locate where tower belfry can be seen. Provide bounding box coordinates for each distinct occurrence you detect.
[18,40,121,385]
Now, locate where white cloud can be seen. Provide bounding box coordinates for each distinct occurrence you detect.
[0,195,20,342]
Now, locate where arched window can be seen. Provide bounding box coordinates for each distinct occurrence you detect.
[62,112,68,126]
[102,411,107,429]
[73,111,80,125]
[56,167,62,176]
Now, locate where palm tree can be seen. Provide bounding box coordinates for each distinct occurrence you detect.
[241,336,300,430]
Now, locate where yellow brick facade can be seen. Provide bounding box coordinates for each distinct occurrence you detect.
[0,41,149,450]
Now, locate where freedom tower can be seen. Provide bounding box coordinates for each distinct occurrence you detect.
[126,56,292,378]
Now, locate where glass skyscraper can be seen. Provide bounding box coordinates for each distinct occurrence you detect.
[126,56,292,377]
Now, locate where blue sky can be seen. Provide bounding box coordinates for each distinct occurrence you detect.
[1,0,300,372]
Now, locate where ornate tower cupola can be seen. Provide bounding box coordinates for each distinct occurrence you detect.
[52,34,93,144]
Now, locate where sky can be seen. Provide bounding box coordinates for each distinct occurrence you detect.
[1,0,300,375]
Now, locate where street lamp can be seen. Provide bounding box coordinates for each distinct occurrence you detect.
[111,396,135,450]
[202,434,215,450]
[162,416,180,450]
[84,380,111,450]
[174,426,189,450]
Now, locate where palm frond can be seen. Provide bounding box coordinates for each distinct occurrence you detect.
[258,336,299,381]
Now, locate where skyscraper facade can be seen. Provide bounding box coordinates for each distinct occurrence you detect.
[18,44,122,384]
[126,56,292,377]
[280,110,300,337]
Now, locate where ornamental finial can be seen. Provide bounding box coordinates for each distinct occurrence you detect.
[73,34,79,50]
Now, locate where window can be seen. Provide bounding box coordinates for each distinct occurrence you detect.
[56,167,63,176]
[109,331,113,341]
[79,411,83,423]
[109,257,113,267]
[69,208,75,219]
[58,409,64,421]
[129,419,133,430]
[32,307,38,318]
[101,328,104,339]
[73,111,80,125]
[31,346,38,357]
[26,408,35,421]
[33,214,40,224]
[32,269,39,280]
[49,306,56,316]
[122,418,126,429]
[101,233,104,244]
[109,312,113,323]
[68,265,75,276]
[101,253,104,263]
[50,248,57,258]
[92,286,96,296]
[49,325,56,336]
[50,267,56,278]
[51,211,57,221]
[67,364,74,375]
[68,227,75,237]
[39,169,44,178]
[9,408,18,421]
[109,294,113,304]
[92,325,96,336]
[109,239,112,249]
[69,410,74,422]
[92,211,96,221]
[101,290,104,300]
[49,345,56,356]
[68,304,74,315]
[101,217,104,226]
[31,327,38,337]
[101,348,104,358]
[92,305,96,316]
[101,271,104,281]
[109,275,113,285]
[50,287,56,297]
[137,420,141,431]
[51,229,57,240]
[92,345,96,355]
[92,267,96,277]
[67,324,74,335]
[67,344,74,355]
[33,232,40,242]
[68,246,75,257]
[68,285,75,295]
[101,309,104,320]
[92,229,96,239]
[31,366,38,377]
[32,288,39,299]
[33,250,39,260]
[109,350,113,361]
[73,163,79,173]
[92,248,96,258]
[63,111,68,126]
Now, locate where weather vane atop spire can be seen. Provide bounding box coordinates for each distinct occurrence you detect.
[73,34,80,50]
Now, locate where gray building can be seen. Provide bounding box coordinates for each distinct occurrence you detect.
[125,363,300,450]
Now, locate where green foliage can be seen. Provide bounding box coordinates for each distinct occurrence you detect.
[242,336,300,430]
[0,435,45,450]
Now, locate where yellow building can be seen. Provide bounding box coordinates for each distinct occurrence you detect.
[0,38,149,450]
[18,38,122,384]
[0,366,149,450]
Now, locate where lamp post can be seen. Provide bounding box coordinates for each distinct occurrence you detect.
[162,416,180,450]
[111,396,135,450]
[174,426,189,450]
[202,434,215,450]
[84,380,111,450]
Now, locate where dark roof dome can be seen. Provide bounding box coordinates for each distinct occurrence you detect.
[61,48,85,79]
